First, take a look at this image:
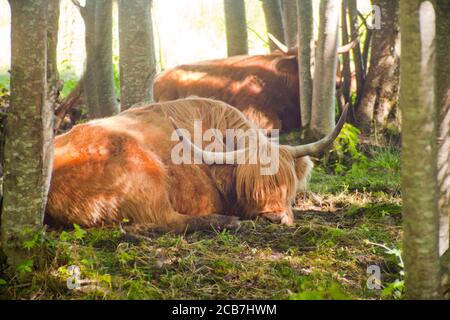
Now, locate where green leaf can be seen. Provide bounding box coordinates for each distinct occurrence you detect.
[73,224,87,240]
[16,259,34,274]
[59,231,70,242]
[22,233,40,250]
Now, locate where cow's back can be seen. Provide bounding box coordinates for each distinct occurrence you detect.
[154,55,300,133]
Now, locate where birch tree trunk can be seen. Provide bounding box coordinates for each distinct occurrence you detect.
[296,0,313,131]
[310,0,341,138]
[340,0,351,106]
[223,0,248,57]
[400,0,442,299]
[262,0,285,51]
[1,0,54,267]
[282,0,298,48]
[119,0,157,110]
[75,0,118,118]
[348,0,364,105]
[436,0,450,257]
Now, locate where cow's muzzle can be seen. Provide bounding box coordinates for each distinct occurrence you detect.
[261,212,293,226]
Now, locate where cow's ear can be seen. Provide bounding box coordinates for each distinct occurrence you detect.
[274,55,298,74]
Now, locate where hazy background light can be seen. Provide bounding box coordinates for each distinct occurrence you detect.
[0,0,372,82]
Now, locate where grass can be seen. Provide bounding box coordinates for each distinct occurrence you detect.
[0,145,403,300]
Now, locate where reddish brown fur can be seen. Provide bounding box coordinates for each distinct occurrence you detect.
[47,98,313,232]
[153,53,300,133]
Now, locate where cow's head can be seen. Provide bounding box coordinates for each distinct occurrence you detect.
[169,105,348,226]
[269,33,299,78]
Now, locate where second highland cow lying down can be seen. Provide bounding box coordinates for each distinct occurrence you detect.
[47,98,347,232]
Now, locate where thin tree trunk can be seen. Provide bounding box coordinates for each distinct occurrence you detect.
[361,10,373,79]
[47,0,60,107]
[340,0,351,105]
[400,0,442,299]
[348,0,364,106]
[356,0,400,134]
[282,0,297,48]
[262,0,285,51]
[119,0,157,110]
[94,0,117,116]
[223,0,248,57]
[436,0,450,257]
[1,0,53,267]
[297,0,313,131]
[74,0,118,118]
[310,0,342,138]
[81,0,100,117]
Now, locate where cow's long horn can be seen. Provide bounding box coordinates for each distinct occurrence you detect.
[285,104,349,158]
[169,117,248,164]
[268,33,289,54]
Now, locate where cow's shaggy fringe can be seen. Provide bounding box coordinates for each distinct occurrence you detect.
[151,97,303,214]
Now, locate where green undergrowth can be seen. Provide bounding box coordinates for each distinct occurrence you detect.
[311,146,401,195]
[0,144,403,300]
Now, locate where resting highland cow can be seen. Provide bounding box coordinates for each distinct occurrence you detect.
[46,98,347,232]
[153,38,354,134]
[154,50,300,133]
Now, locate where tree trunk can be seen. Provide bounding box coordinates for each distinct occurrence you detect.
[262,0,285,51]
[76,0,118,118]
[296,0,313,131]
[400,0,442,299]
[281,0,298,48]
[436,0,450,257]
[1,0,53,267]
[310,0,341,138]
[356,0,400,134]
[47,0,60,107]
[119,0,157,110]
[348,0,364,106]
[340,0,351,105]
[223,0,248,57]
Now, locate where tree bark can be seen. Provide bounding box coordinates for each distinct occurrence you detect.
[223,0,248,57]
[340,0,351,105]
[281,0,298,48]
[310,0,342,138]
[436,0,450,257]
[1,0,53,267]
[47,0,60,107]
[348,0,364,106]
[356,0,400,134]
[119,0,157,110]
[296,0,313,131]
[400,0,442,299]
[75,0,118,118]
[262,0,285,51]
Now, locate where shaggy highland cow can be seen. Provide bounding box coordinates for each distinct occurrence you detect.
[46,98,347,232]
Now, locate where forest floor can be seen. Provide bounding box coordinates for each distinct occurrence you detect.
[0,143,403,300]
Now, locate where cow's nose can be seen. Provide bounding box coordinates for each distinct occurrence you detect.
[281,213,293,226]
[262,212,293,226]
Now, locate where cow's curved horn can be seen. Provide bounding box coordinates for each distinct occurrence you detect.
[268,33,289,54]
[285,104,349,158]
[169,117,247,164]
